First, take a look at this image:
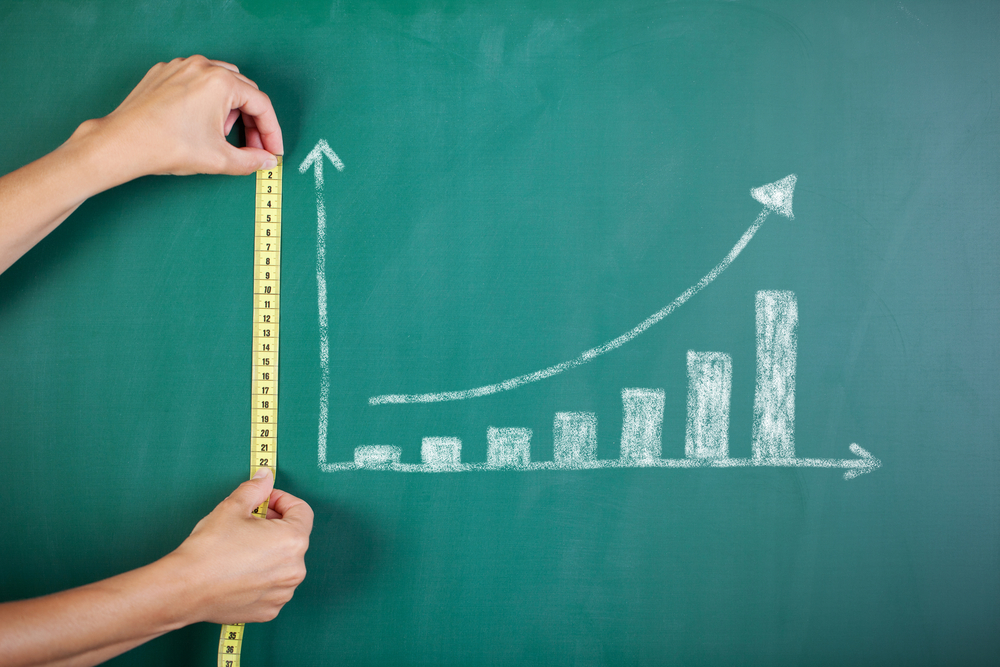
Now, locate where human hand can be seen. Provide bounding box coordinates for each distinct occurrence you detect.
[169,468,313,624]
[76,55,284,184]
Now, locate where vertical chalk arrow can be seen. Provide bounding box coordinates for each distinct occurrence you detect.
[299,138,345,188]
[299,140,345,470]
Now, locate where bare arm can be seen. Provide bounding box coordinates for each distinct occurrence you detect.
[0,55,283,273]
[0,469,313,667]
[0,57,309,666]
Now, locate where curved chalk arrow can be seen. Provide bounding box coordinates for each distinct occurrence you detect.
[370,174,798,405]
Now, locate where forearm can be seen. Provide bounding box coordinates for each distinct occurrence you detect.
[0,57,298,664]
[0,121,122,274]
[0,553,202,667]
[36,635,166,667]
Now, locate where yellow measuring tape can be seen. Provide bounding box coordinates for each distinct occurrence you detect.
[218,157,282,667]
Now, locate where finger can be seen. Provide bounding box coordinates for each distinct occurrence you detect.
[207,58,239,73]
[194,56,257,90]
[269,489,315,534]
[246,127,263,150]
[217,144,278,176]
[266,487,289,514]
[231,71,259,89]
[243,112,264,150]
[232,82,284,156]
[227,467,275,513]
[224,109,241,136]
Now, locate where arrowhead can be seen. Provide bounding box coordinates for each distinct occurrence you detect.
[298,139,345,188]
[751,174,796,219]
[843,443,881,480]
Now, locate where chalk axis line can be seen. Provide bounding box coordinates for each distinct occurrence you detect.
[300,145,879,479]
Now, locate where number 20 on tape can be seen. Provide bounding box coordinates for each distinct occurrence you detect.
[218,157,282,667]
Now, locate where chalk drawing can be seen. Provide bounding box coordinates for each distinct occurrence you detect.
[422,437,463,471]
[686,351,732,460]
[355,445,401,468]
[299,139,345,475]
[317,287,877,478]
[621,388,665,464]
[323,436,879,480]
[368,175,798,405]
[554,412,599,467]
[749,174,795,220]
[752,291,797,461]
[487,427,532,467]
[309,169,875,479]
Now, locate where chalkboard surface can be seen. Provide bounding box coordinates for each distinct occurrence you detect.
[1,1,998,665]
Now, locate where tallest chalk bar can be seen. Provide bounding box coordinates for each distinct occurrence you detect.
[748,176,797,462]
[752,291,798,461]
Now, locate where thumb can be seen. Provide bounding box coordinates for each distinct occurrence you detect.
[220,144,278,176]
[228,467,275,514]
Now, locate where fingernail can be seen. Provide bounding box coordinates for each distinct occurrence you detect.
[253,467,271,479]
[261,156,278,169]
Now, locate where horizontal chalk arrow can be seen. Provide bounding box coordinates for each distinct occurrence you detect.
[370,174,798,405]
[321,443,881,480]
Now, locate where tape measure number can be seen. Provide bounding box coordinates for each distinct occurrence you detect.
[218,157,283,667]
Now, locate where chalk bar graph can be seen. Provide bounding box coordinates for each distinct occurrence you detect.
[320,290,881,479]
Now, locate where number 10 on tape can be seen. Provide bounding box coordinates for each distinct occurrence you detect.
[218,157,282,667]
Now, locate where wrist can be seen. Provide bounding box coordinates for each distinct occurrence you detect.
[61,116,145,194]
[137,550,212,631]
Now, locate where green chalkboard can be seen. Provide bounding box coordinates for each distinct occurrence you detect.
[1,1,998,665]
